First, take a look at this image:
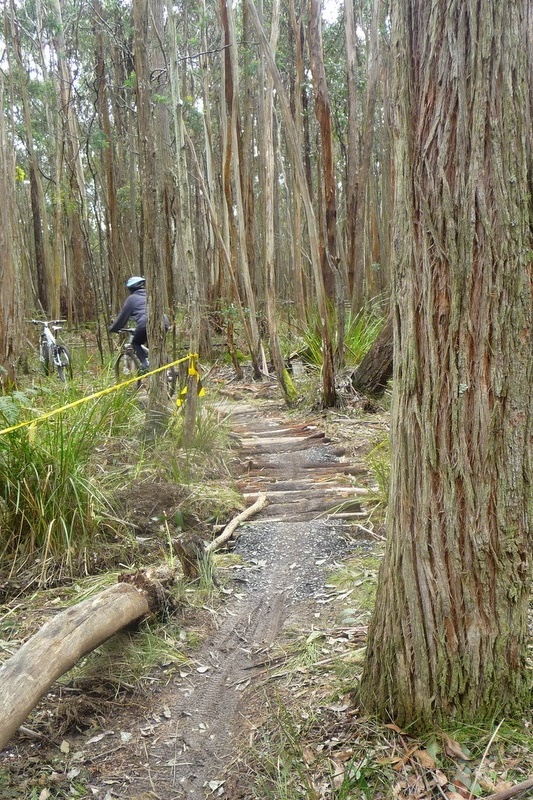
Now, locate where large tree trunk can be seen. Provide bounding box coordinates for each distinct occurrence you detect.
[360,0,532,728]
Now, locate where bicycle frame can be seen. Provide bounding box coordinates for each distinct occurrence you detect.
[118,328,148,362]
[31,319,72,381]
[115,328,177,396]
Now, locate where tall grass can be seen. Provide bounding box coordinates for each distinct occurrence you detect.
[0,388,135,582]
[292,304,385,368]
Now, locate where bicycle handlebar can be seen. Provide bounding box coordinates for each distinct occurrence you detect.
[31,319,67,326]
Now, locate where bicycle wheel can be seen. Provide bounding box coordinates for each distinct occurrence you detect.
[40,341,52,376]
[115,351,142,389]
[55,345,73,382]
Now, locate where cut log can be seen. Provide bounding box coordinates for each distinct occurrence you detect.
[0,575,168,751]
[351,314,393,395]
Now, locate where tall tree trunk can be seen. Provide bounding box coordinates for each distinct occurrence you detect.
[220,0,262,377]
[8,1,50,314]
[166,0,201,440]
[308,0,338,301]
[344,0,358,301]
[261,0,296,405]
[349,0,381,313]
[246,0,337,407]
[50,0,94,322]
[288,0,307,320]
[361,0,532,728]
[133,0,169,435]
[0,75,20,386]
[93,0,120,298]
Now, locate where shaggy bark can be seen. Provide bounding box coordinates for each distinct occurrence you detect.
[360,0,532,728]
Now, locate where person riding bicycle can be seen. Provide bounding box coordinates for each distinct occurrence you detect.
[109,276,149,372]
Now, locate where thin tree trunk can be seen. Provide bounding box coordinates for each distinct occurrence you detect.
[261,0,296,405]
[220,0,262,377]
[50,0,94,322]
[8,1,50,314]
[166,0,201,439]
[133,0,169,434]
[308,0,338,301]
[288,0,307,319]
[246,0,336,407]
[94,0,121,294]
[350,0,381,313]
[0,75,19,386]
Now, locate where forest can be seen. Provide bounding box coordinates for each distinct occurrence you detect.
[0,0,532,798]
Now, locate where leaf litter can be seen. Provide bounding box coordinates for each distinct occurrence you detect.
[0,387,531,799]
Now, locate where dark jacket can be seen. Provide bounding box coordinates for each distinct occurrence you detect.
[109,288,147,332]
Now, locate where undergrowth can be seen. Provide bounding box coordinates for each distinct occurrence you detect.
[227,557,533,800]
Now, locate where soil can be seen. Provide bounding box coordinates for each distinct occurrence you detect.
[0,389,386,799]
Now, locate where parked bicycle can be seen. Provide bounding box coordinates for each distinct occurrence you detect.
[114,329,177,397]
[31,319,73,382]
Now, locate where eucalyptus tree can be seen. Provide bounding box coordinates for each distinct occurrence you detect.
[246,0,336,406]
[0,74,22,385]
[132,0,171,431]
[361,0,532,727]
[6,0,51,315]
[219,0,262,378]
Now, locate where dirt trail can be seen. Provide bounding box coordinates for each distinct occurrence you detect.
[3,397,376,799]
[80,398,371,799]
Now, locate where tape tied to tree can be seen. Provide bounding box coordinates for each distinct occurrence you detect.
[176,355,206,408]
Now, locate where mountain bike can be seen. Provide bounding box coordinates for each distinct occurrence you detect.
[32,319,73,382]
[114,329,177,397]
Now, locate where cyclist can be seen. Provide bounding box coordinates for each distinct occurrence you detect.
[109,276,149,372]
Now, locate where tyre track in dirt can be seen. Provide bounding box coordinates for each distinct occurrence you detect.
[87,399,373,799]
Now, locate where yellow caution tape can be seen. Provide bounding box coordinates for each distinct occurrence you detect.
[176,354,206,409]
[0,353,198,437]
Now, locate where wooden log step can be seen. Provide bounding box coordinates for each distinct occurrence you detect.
[237,433,330,454]
[242,487,366,501]
[243,464,367,480]
[263,497,362,516]
[232,424,321,439]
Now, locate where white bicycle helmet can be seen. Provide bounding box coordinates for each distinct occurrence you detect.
[126,276,145,291]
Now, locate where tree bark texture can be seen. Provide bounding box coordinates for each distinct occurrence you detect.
[361,0,532,728]
[133,0,170,429]
[0,582,153,751]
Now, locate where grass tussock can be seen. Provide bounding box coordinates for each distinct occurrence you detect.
[0,389,139,583]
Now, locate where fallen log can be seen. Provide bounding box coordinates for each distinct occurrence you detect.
[0,571,172,752]
[206,492,268,553]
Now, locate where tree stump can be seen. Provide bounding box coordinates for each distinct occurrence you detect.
[172,534,210,581]
[351,314,393,395]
